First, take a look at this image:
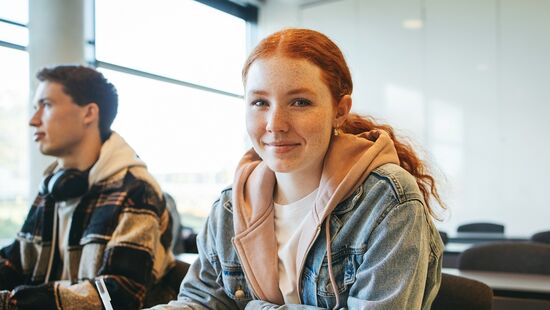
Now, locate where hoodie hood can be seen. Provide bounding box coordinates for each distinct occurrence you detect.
[44,132,162,198]
[232,130,400,304]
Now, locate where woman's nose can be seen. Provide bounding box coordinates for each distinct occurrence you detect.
[265,105,289,133]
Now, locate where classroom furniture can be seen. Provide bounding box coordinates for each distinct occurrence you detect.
[531,230,550,245]
[443,267,550,302]
[164,192,185,253]
[450,232,527,243]
[493,296,550,310]
[444,229,527,268]
[443,242,475,268]
[458,242,550,275]
[457,222,505,233]
[432,273,493,310]
[439,230,449,245]
[164,192,198,254]
[144,259,190,307]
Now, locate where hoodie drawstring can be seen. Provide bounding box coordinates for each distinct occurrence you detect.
[325,216,340,310]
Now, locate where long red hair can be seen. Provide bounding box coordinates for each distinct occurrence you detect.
[242,28,445,217]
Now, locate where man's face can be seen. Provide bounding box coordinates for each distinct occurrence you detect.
[29,81,89,157]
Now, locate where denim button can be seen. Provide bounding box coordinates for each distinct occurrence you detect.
[235,289,245,299]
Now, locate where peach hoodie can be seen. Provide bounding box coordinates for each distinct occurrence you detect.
[231,130,400,305]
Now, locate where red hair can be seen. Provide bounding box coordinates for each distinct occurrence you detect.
[243,28,445,217]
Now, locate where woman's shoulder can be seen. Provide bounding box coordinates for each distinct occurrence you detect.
[205,186,235,229]
[366,163,424,204]
[211,185,233,212]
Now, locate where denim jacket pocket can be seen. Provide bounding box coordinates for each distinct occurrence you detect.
[319,254,359,296]
[216,262,253,302]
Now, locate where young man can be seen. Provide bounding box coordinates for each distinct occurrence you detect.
[0,65,176,309]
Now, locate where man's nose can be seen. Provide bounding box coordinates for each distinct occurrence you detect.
[29,108,42,127]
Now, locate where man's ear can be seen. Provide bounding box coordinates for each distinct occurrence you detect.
[334,95,352,127]
[83,103,100,127]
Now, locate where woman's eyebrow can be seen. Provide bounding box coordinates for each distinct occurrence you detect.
[287,88,315,96]
[247,88,316,96]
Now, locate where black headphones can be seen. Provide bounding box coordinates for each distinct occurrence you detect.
[39,169,89,201]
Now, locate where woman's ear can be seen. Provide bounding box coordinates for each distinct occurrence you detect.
[335,95,352,127]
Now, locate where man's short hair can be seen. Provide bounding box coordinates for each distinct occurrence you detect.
[36,65,118,141]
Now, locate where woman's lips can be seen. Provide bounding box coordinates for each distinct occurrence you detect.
[264,141,300,153]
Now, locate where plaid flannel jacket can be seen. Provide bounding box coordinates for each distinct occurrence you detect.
[0,168,174,310]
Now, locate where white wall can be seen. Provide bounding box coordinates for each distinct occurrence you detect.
[257,0,550,237]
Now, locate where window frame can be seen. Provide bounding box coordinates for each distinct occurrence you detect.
[0,17,27,51]
[87,0,257,98]
[88,0,257,231]
[0,12,29,242]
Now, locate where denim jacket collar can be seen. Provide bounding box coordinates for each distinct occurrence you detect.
[231,130,399,304]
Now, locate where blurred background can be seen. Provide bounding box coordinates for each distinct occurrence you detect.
[0,0,549,242]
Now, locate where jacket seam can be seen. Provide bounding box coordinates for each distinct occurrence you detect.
[371,199,437,259]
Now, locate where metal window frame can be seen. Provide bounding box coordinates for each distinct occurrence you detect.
[89,0,254,99]
[0,40,26,51]
[0,17,27,50]
[0,17,26,28]
[195,0,258,24]
[95,60,243,99]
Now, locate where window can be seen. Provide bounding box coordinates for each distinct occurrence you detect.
[95,0,255,230]
[0,0,29,240]
[102,69,246,228]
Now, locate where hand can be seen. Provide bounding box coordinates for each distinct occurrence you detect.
[10,284,56,310]
[0,290,13,310]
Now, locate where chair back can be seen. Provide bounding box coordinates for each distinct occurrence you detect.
[164,192,185,253]
[457,222,504,233]
[458,242,550,275]
[439,230,449,245]
[531,230,550,245]
[143,259,190,307]
[432,273,493,310]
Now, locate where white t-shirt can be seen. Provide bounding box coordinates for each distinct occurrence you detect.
[274,188,318,304]
[57,197,80,280]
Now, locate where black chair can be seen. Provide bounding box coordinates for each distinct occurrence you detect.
[439,230,449,245]
[181,226,198,254]
[457,222,504,233]
[164,192,198,254]
[458,242,550,275]
[143,259,190,307]
[432,273,493,310]
[164,192,185,254]
[531,230,550,245]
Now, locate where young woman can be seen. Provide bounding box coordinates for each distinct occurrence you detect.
[149,28,444,310]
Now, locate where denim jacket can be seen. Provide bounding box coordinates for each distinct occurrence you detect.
[148,163,444,310]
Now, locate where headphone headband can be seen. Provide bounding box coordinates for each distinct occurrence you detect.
[40,169,89,201]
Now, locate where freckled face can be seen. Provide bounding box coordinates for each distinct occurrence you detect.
[245,56,337,178]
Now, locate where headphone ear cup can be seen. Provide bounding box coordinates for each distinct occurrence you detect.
[47,169,89,201]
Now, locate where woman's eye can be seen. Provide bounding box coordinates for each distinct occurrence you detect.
[292,98,311,107]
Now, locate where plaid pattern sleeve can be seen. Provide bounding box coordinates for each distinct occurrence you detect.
[0,194,47,291]
[56,172,173,310]
[10,170,174,310]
